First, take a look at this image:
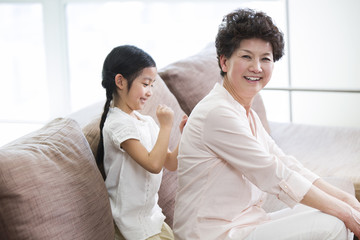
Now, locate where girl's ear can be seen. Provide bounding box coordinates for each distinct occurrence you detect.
[219,55,228,73]
[115,74,127,90]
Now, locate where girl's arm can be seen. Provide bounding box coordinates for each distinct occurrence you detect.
[164,114,188,171]
[121,105,174,174]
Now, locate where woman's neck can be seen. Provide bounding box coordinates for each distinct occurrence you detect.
[223,76,253,116]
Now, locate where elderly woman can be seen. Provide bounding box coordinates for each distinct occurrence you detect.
[173,8,360,240]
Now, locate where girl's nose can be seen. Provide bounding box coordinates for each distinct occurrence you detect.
[146,87,153,96]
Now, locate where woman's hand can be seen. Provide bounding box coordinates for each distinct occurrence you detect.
[344,207,360,238]
[179,114,188,133]
[346,195,360,212]
[156,104,174,129]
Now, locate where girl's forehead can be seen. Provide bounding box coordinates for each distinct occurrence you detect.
[139,67,157,81]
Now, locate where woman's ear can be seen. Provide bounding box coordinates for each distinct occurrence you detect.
[219,55,228,73]
[115,74,127,90]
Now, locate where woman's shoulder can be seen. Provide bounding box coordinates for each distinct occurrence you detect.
[194,92,244,119]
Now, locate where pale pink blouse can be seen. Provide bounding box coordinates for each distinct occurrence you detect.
[173,83,319,240]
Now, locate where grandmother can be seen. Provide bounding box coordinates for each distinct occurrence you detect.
[173,8,360,240]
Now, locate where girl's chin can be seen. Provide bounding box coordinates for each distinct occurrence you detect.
[136,104,145,110]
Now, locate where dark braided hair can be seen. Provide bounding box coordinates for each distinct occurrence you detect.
[96,45,156,179]
[215,8,285,77]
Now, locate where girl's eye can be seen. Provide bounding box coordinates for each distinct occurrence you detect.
[143,83,154,88]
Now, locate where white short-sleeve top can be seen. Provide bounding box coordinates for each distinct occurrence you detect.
[174,83,319,240]
[103,107,165,240]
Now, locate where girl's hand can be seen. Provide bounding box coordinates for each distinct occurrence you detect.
[179,114,188,133]
[156,104,174,129]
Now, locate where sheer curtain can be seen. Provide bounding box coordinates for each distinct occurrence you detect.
[0,0,287,146]
[2,0,359,146]
[65,1,287,112]
[0,3,46,145]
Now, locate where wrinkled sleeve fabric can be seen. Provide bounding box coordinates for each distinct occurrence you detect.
[107,119,140,153]
[263,130,320,184]
[203,106,313,208]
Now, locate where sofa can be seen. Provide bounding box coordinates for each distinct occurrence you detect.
[1,43,359,239]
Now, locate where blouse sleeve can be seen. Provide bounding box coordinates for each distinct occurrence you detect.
[107,120,140,152]
[263,129,319,183]
[203,106,313,208]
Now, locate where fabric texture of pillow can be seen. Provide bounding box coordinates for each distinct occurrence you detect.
[0,118,114,240]
[82,74,185,228]
[159,42,271,133]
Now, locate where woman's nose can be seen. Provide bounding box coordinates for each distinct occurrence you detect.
[249,60,262,73]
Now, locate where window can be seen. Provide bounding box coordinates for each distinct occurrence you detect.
[262,0,360,127]
[1,0,286,146]
[0,3,47,121]
[66,0,287,112]
[1,0,359,146]
[0,3,46,145]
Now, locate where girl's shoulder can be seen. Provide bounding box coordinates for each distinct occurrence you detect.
[134,111,155,123]
[105,108,136,131]
[105,108,156,132]
[107,107,132,122]
[104,109,141,143]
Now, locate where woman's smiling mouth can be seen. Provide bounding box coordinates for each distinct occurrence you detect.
[244,76,261,81]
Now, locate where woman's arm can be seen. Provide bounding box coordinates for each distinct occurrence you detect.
[164,114,188,171]
[314,178,360,211]
[301,184,360,237]
[121,105,173,174]
[300,185,360,237]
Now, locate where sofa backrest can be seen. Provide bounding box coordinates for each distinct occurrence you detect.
[0,118,114,240]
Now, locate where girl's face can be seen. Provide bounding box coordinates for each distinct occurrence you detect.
[220,38,274,100]
[121,67,157,114]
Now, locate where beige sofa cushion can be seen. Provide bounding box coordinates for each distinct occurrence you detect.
[82,74,185,228]
[159,42,271,133]
[0,118,114,240]
[269,121,360,201]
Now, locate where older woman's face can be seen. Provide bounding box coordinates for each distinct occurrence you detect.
[220,38,274,99]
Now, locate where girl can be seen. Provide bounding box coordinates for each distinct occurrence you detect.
[96,45,187,240]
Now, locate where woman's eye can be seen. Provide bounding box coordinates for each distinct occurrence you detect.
[242,55,251,59]
[143,83,149,87]
[262,57,273,62]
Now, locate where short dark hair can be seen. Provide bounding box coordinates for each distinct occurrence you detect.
[215,8,285,76]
